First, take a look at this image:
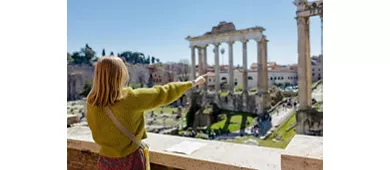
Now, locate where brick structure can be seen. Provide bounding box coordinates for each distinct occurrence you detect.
[67,148,99,170]
[67,139,181,170]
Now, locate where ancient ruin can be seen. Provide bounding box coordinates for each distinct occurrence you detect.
[293,0,323,136]
[185,21,271,117]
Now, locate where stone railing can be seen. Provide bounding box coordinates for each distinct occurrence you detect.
[68,125,322,170]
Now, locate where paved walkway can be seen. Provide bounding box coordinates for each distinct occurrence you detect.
[312,83,323,102]
[271,108,294,128]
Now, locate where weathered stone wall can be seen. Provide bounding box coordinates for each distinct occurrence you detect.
[194,112,211,127]
[67,65,94,101]
[295,109,323,136]
[188,90,262,114]
[212,93,260,113]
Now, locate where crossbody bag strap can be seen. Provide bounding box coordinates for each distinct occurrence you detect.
[103,107,142,147]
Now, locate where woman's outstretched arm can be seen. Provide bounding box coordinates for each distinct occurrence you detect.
[132,81,193,111]
[131,74,207,111]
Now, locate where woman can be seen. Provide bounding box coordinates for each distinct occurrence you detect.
[86,56,206,170]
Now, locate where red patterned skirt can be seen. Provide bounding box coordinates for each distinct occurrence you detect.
[97,147,146,170]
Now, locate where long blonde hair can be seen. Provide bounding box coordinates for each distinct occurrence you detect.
[87,56,129,107]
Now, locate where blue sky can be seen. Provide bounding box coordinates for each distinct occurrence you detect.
[68,0,321,65]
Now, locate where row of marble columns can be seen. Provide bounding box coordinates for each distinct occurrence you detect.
[190,37,269,97]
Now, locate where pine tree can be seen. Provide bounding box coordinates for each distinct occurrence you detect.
[102,49,106,56]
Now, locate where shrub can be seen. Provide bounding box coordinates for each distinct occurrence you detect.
[282,91,297,98]
[269,88,284,106]
[79,80,92,97]
[218,114,227,121]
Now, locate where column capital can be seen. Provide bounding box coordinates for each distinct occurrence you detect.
[197,44,208,49]
[260,36,268,43]
[297,16,310,25]
[295,16,307,25]
[226,41,235,45]
[254,37,262,43]
[212,43,221,47]
[240,39,248,44]
[255,35,268,43]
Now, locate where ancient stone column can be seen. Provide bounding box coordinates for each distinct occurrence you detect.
[259,37,270,112]
[197,47,203,77]
[203,45,208,92]
[214,43,221,92]
[191,46,196,80]
[203,45,208,74]
[242,40,248,93]
[260,37,269,92]
[228,41,234,93]
[242,40,248,108]
[297,17,312,110]
[320,15,323,55]
[256,40,262,90]
[305,17,312,105]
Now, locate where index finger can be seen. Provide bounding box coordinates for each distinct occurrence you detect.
[201,72,214,77]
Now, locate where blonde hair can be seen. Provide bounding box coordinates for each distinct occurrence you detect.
[87,56,129,107]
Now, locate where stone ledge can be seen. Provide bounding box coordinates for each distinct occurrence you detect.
[67,115,80,126]
[281,135,323,170]
[68,126,323,170]
[68,126,282,170]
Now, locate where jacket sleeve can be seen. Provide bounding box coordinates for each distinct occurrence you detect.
[132,82,193,111]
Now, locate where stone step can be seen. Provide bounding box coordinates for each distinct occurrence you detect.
[67,114,80,126]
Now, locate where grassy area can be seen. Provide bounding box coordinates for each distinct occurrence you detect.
[209,112,256,132]
[313,102,323,111]
[228,113,297,149]
[220,91,229,97]
[203,104,213,114]
[312,80,322,89]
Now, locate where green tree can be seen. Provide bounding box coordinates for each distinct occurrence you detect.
[102,49,106,56]
[110,51,114,56]
[71,52,83,65]
[80,44,95,65]
[146,56,151,64]
[151,57,155,64]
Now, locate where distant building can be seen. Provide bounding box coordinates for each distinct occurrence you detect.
[311,55,323,82]
[187,55,322,89]
[147,64,172,85]
[205,69,298,90]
